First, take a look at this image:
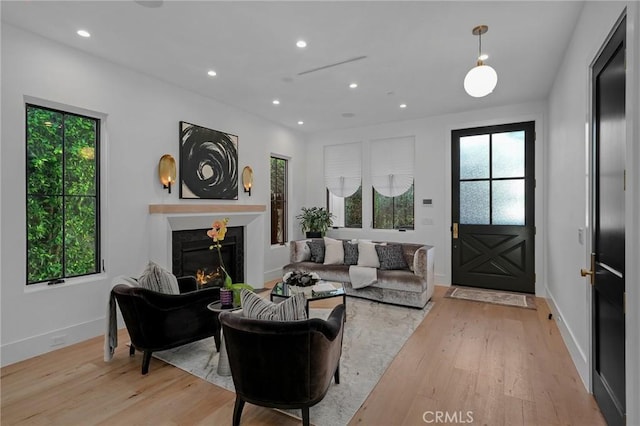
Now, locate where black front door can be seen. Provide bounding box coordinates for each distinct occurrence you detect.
[590,16,626,426]
[452,121,535,293]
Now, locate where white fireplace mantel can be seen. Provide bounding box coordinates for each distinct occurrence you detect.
[148,204,267,289]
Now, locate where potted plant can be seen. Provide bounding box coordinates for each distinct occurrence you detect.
[296,207,334,238]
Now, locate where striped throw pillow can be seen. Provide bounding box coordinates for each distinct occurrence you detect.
[137,261,180,294]
[241,289,307,321]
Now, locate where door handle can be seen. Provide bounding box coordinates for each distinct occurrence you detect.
[580,268,593,277]
[452,223,459,239]
[580,253,595,286]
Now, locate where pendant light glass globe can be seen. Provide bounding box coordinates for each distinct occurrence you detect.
[464,63,498,97]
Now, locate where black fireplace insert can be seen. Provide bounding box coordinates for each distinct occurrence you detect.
[172,226,244,288]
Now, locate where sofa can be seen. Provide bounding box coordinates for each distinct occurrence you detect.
[282,238,435,308]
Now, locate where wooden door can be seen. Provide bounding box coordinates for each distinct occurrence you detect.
[589,17,626,426]
[452,121,535,293]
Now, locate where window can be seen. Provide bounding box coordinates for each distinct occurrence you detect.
[324,143,362,228]
[328,186,362,228]
[458,131,526,225]
[371,137,414,229]
[26,104,100,284]
[270,156,287,244]
[373,183,414,229]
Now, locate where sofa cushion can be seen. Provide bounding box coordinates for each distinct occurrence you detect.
[307,239,325,263]
[376,244,409,270]
[357,241,380,268]
[343,240,359,265]
[374,270,427,292]
[323,237,344,265]
[241,288,307,321]
[293,240,311,262]
[137,261,180,294]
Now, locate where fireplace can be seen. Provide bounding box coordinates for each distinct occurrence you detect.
[148,204,266,290]
[172,226,244,288]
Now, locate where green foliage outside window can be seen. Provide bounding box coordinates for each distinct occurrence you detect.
[373,183,414,229]
[270,157,287,245]
[343,186,362,228]
[26,105,100,284]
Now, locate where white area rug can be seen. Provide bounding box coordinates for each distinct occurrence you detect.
[154,298,433,426]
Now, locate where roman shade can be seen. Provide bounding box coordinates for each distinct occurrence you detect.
[324,142,362,197]
[370,136,414,197]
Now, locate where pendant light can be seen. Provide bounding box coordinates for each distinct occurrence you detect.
[464,25,498,98]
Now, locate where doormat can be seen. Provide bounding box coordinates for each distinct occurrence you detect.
[445,286,536,309]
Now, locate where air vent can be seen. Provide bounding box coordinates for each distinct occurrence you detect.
[298,56,368,76]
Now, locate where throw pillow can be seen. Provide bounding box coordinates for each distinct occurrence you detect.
[375,244,410,270]
[323,237,344,265]
[357,241,380,268]
[293,240,312,262]
[240,289,307,321]
[343,240,359,265]
[137,261,180,294]
[307,239,325,263]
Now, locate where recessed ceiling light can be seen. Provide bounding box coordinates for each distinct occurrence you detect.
[478,54,489,61]
[298,121,304,125]
[207,70,217,77]
[77,30,91,38]
[272,99,280,105]
[399,104,407,108]
[296,40,307,48]
[349,83,358,89]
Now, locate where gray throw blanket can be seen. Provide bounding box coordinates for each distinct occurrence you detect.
[104,276,138,362]
[349,265,378,289]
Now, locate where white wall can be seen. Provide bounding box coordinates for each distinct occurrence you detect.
[0,25,305,366]
[546,1,640,422]
[306,102,547,292]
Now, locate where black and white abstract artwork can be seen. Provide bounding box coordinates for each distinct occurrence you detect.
[179,121,238,199]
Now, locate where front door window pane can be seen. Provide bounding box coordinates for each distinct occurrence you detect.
[460,181,490,224]
[492,179,525,225]
[492,131,525,178]
[460,134,490,179]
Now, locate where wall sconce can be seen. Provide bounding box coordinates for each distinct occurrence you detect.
[158,154,176,193]
[242,166,253,196]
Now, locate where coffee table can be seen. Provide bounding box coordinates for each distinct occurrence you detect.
[270,281,346,318]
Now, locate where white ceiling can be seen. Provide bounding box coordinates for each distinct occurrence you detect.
[1,1,584,134]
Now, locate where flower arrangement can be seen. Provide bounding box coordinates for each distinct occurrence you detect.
[283,270,320,287]
[206,218,253,306]
[208,218,232,288]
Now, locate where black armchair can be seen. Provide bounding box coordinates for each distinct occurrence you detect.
[219,304,346,426]
[112,277,221,374]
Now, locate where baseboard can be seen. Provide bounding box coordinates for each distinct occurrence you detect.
[435,274,447,286]
[263,268,283,283]
[545,287,590,389]
[0,318,104,367]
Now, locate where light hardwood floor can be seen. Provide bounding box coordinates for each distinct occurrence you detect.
[1,285,606,425]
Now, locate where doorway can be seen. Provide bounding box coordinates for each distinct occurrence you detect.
[451,121,535,293]
[589,16,626,426]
